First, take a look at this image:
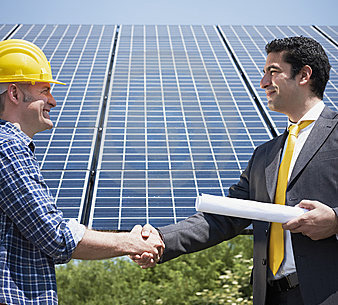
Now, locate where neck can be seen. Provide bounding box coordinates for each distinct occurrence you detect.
[287,96,321,123]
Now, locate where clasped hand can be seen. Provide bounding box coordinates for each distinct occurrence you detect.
[129,224,163,268]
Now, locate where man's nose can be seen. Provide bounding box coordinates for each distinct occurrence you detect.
[48,94,57,108]
[260,73,270,89]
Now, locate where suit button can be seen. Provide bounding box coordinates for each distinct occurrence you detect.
[262,259,267,265]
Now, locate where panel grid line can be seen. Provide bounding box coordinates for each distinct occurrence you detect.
[156,25,177,223]
[117,25,134,230]
[166,25,195,222]
[180,25,231,195]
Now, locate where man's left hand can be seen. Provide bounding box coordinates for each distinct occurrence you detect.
[283,200,338,240]
[129,224,164,268]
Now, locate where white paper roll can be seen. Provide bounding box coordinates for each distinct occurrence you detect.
[195,193,307,223]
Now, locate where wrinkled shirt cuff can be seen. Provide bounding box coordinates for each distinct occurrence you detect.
[67,219,86,245]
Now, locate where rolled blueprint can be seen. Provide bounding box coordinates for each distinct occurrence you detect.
[195,194,308,223]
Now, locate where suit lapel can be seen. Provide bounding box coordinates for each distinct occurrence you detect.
[265,132,287,202]
[289,107,338,186]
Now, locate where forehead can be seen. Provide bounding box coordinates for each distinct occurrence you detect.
[264,51,291,71]
[26,82,51,92]
[32,82,51,89]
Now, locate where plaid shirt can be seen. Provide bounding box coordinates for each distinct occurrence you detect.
[0,120,85,305]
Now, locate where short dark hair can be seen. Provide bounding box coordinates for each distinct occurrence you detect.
[265,36,331,99]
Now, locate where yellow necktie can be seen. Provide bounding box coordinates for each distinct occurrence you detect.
[269,120,314,275]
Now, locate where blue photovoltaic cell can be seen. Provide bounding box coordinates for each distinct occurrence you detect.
[2,24,337,231]
[90,25,272,230]
[317,26,338,43]
[0,24,16,40]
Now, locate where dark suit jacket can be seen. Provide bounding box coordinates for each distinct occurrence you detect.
[158,106,338,305]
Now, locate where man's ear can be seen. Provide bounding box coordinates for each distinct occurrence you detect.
[299,65,312,86]
[7,83,21,105]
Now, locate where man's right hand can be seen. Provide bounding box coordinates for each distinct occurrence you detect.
[129,224,164,268]
[72,224,164,261]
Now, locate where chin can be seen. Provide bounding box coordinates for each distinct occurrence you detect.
[41,120,54,131]
[267,101,275,111]
[267,100,282,112]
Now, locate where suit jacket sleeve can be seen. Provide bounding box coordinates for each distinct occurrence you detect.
[158,149,257,263]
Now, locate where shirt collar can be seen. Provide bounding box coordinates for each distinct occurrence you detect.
[288,100,325,127]
[0,119,35,152]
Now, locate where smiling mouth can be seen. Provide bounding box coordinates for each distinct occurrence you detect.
[266,90,276,98]
[43,110,50,119]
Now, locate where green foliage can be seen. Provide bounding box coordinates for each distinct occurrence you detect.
[191,254,253,305]
[56,235,253,305]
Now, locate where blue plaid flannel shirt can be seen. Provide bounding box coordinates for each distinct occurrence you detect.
[0,120,85,305]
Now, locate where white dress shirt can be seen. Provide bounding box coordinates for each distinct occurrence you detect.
[272,101,325,280]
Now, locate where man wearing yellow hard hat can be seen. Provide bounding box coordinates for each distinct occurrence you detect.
[0,39,164,305]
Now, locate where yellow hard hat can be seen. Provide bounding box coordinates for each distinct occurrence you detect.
[0,39,65,85]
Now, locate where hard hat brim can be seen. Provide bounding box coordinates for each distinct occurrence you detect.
[48,79,66,85]
[0,78,66,86]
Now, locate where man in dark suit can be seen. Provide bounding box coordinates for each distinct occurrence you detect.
[132,36,338,305]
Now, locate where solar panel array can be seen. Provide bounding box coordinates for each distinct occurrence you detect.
[218,25,338,133]
[1,24,337,230]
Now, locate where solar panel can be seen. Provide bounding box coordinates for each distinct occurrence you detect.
[89,25,271,230]
[0,24,17,40]
[317,26,338,43]
[218,25,338,135]
[1,24,337,231]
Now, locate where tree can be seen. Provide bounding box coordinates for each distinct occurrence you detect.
[56,235,253,304]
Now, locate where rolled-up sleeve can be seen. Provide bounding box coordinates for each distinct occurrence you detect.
[0,139,85,264]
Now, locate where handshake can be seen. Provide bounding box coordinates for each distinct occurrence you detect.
[129,224,164,268]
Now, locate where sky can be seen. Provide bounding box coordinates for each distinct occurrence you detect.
[3,0,337,25]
